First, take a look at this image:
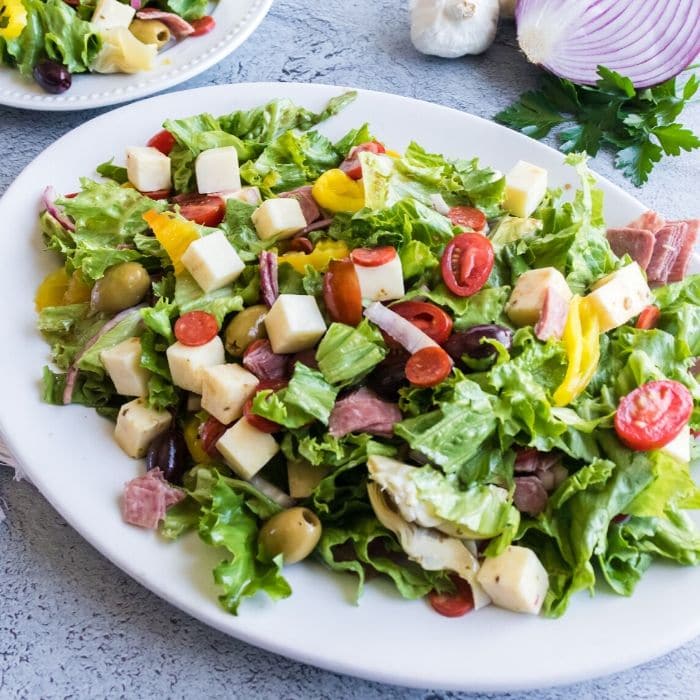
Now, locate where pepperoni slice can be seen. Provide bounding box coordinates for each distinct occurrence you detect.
[191,16,216,36]
[350,246,397,267]
[340,141,386,179]
[636,305,661,330]
[389,301,453,345]
[243,379,288,433]
[405,346,452,387]
[323,259,363,326]
[171,193,226,227]
[427,576,475,617]
[448,206,487,231]
[147,129,176,156]
[174,311,219,347]
[143,188,171,201]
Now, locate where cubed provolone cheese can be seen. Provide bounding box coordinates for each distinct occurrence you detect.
[195,147,241,194]
[216,418,280,479]
[126,146,171,193]
[504,161,548,218]
[166,336,225,394]
[354,252,405,302]
[91,0,135,29]
[585,263,652,333]
[201,363,258,425]
[100,337,150,397]
[476,545,549,615]
[264,294,326,354]
[506,267,572,326]
[180,230,245,293]
[114,398,171,459]
[659,424,691,464]
[251,198,307,241]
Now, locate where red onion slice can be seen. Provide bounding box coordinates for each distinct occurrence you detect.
[135,9,195,38]
[42,186,75,232]
[516,0,700,88]
[259,251,279,308]
[364,302,439,354]
[249,475,295,509]
[429,193,451,216]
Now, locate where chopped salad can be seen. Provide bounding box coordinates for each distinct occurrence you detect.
[35,92,700,618]
[0,0,216,94]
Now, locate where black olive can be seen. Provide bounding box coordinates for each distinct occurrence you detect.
[146,423,189,485]
[33,59,72,95]
[444,324,513,361]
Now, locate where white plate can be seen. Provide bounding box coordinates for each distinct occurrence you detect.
[0,83,698,692]
[0,1,271,111]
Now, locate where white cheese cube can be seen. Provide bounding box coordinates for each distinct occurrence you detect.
[659,424,691,464]
[216,418,280,480]
[506,267,572,326]
[180,231,245,293]
[354,252,405,302]
[251,198,307,241]
[195,147,241,194]
[166,336,225,394]
[100,337,150,397]
[114,398,171,459]
[201,363,259,425]
[264,294,327,354]
[586,263,653,333]
[126,146,171,193]
[504,161,548,218]
[476,545,549,615]
[91,0,135,29]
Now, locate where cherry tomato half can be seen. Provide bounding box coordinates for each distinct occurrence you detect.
[191,16,216,37]
[174,310,219,347]
[636,305,661,330]
[441,232,494,298]
[340,141,386,180]
[147,129,176,156]
[389,301,453,345]
[199,415,228,458]
[427,575,475,617]
[243,379,288,434]
[323,259,363,326]
[614,380,693,451]
[171,193,227,227]
[448,206,486,231]
[405,346,453,387]
[350,246,397,267]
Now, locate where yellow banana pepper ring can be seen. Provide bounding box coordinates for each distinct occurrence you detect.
[279,239,349,274]
[311,169,365,213]
[0,0,28,41]
[35,268,70,311]
[143,209,200,275]
[183,415,209,465]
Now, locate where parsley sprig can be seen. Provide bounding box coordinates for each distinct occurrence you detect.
[495,66,700,186]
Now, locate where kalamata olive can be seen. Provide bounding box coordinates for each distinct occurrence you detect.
[146,423,189,485]
[224,305,268,356]
[93,262,151,313]
[258,507,322,565]
[33,59,72,95]
[444,324,513,361]
[368,348,410,400]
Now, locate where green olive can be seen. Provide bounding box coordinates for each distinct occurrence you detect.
[224,305,268,356]
[129,19,171,49]
[93,262,151,313]
[258,507,322,565]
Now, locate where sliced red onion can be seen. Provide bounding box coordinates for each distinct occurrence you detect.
[429,193,451,216]
[259,251,279,308]
[42,186,75,232]
[516,0,700,88]
[130,0,142,8]
[250,475,295,509]
[364,302,439,354]
[135,9,195,38]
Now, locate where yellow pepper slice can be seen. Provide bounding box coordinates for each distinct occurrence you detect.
[385,149,401,159]
[312,169,365,213]
[143,209,199,275]
[63,271,92,305]
[35,268,70,311]
[183,415,209,464]
[279,239,349,274]
[0,0,28,41]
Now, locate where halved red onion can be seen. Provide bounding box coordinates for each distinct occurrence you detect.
[516,0,700,88]
[42,186,75,232]
[364,302,439,354]
[135,9,194,38]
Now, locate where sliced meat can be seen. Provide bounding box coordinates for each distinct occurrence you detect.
[278,186,321,224]
[668,219,699,282]
[300,217,333,234]
[243,339,290,381]
[537,464,568,492]
[292,348,319,370]
[606,227,655,270]
[135,9,195,38]
[626,210,666,235]
[514,448,560,474]
[329,387,402,438]
[513,476,548,517]
[259,250,279,308]
[122,469,184,530]
[534,287,569,341]
[647,221,688,285]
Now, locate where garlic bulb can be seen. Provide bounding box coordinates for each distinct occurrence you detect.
[410,0,500,58]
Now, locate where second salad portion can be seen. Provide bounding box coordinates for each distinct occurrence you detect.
[35,92,700,619]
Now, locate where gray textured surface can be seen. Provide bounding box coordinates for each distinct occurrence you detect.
[1,1,699,697]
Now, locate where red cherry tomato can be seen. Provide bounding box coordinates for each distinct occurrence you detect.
[323,259,363,326]
[405,346,453,387]
[147,129,176,156]
[143,188,171,201]
[389,301,453,345]
[614,380,693,451]
[350,246,397,267]
[340,141,386,179]
[441,232,494,297]
[174,311,219,347]
[171,193,227,227]
[243,379,288,434]
[448,206,487,231]
[427,576,475,617]
[191,16,216,37]
[636,305,661,330]
[199,415,228,458]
